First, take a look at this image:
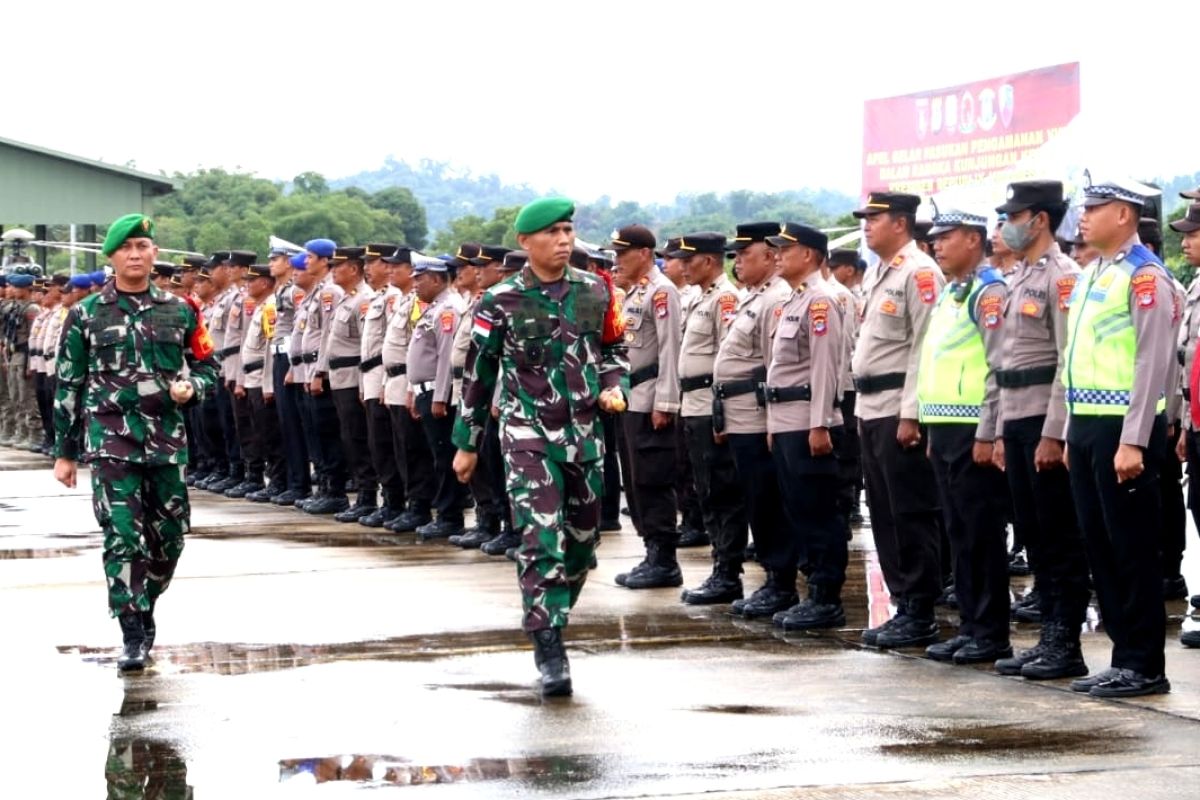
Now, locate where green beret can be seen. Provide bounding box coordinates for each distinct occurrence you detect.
[514,197,575,235]
[102,213,156,257]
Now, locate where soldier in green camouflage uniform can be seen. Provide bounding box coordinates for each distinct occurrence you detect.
[452,197,628,697]
[53,213,218,673]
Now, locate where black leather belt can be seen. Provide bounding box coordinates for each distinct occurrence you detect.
[853,372,905,394]
[385,363,407,377]
[359,354,383,372]
[629,364,659,388]
[765,385,812,403]
[299,352,319,364]
[995,365,1056,389]
[216,345,240,360]
[680,374,714,393]
[330,355,361,370]
[453,366,464,379]
[30,348,42,358]
[242,360,264,373]
[289,355,304,366]
[13,343,28,354]
[1185,388,1192,402]
[714,378,760,399]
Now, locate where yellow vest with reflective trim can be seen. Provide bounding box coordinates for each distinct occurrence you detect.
[917,283,988,424]
[1064,253,1165,416]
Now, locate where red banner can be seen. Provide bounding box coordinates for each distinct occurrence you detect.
[862,62,1080,197]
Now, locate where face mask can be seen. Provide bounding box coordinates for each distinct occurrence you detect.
[1001,219,1037,251]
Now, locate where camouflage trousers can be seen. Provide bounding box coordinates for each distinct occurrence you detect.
[90,459,190,616]
[7,359,35,443]
[508,451,601,632]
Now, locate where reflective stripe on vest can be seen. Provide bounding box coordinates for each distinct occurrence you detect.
[1064,248,1166,416]
[917,283,988,424]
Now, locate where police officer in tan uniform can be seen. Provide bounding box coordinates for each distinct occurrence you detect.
[667,232,746,606]
[988,181,1092,680]
[222,252,262,498]
[235,263,286,499]
[608,225,684,589]
[1171,200,1200,617]
[716,222,795,617]
[380,248,436,533]
[200,253,245,492]
[851,191,946,648]
[357,243,404,528]
[762,223,848,631]
[36,275,69,453]
[406,257,469,540]
[317,246,378,522]
[263,249,312,505]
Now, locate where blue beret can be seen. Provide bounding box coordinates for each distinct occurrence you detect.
[90,271,108,286]
[8,274,34,288]
[290,252,308,270]
[0,276,7,287]
[68,274,91,290]
[304,238,337,259]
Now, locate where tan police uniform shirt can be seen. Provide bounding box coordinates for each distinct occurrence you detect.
[238,294,273,391]
[265,280,306,395]
[317,280,369,392]
[298,276,342,387]
[222,287,250,381]
[361,284,400,402]
[407,286,464,405]
[40,302,68,375]
[767,278,844,434]
[678,274,740,419]
[996,242,1078,440]
[821,272,859,402]
[382,289,420,406]
[713,274,792,435]
[852,239,945,421]
[1178,276,1200,431]
[623,269,682,414]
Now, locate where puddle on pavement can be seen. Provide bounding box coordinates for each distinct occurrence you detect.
[106,696,194,797]
[879,721,1139,758]
[0,546,87,559]
[279,753,603,788]
[692,704,798,716]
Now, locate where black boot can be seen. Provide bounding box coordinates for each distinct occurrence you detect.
[1020,620,1088,680]
[452,516,499,549]
[677,526,710,548]
[776,585,846,631]
[305,492,351,515]
[1164,575,1188,601]
[733,572,799,619]
[1011,588,1042,623]
[875,600,939,648]
[615,542,656,586]
[480,528,521,555]
[334,491,377,523]
[117,612,147,672]
[622,543,683,589]
[530,628,572,697]
[140,600,157,654]
[386,506,433,532]
[994,622,1052,675]
[417,519,466,541]
[681,562,743,605]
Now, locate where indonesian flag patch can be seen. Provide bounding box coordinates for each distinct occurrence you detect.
[471,311,494,341]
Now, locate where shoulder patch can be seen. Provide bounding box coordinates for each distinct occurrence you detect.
[1132,272,1157,309]
[321,291,334,313]
[359,301,370,318]
[440,309,455,333]
[914,269,937,304]
[1056,276,1076,311]
[717,292,737,324]
[387,295,398,314]
[979,294,1003,329]
[809,300,830,336]
[652,289,670,319]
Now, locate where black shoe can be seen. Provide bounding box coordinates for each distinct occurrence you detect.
[453,524,499,549]
[1012,589,1042,623]
[116,612,147,673]
[417,520,465,541]
[622,561,684,589]
[244,487,274,502]
[386,509,433,532]
[225,479,263,499]
[1088,669,1170,698]
[615,545,655,586]
[1069,667,1121,693]
[875,614,939,649]
[863,613,905,646]
[936,585,958,609]
[681,566,743,605]
[295,492,318,509]
[185,472,204,487]
[732,577,799,619]
[777,599,846,631]
[530,628,572,697]
[952,639,1012,664]
[1191,594,1200,610]
[358,506,395,528]
[334,500,377,523]
[1180,629,1200,648]
[678,527,710,548]
[995,625,1052,676]
[210,475,242,494]
[195,473,223,491]
[1022,642,1088,680]
[925,634,973,662]
[1164,575,1189,601]
[506,546,519,562]
[481,530,520,555]
[599,519,622,533]
[271,489,307,506]
[305,495,350,515]
[1008,549,1031,576]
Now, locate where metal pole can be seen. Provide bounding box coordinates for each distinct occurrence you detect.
[69,223,77,275]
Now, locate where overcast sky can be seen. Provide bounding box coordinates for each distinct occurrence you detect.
[7,1,1198,204]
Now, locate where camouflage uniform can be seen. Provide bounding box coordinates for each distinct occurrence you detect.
[8,293,41,447]
[453,265,628,631]
[0,293,11,441]
[53,281,218,615]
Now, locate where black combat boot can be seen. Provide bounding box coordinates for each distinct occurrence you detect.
[615,542,656,586]
[386,506,433,532]
[622,543,683,589]
[452,515,499,549]
[140,600,157,655]
[1011,587,1042,623]
[875,599,939,649]
[417,519,465,541]
[117,612,147,673]
[305,491,350,515]
[681,562,743,605]
[480,528,521,555]
[359,492,401,528]
[1020,620,1088,680]
[530,627,572,697]
[334,491,377,523]
[995,622,1052,675]
[925,634,973,662]
[1164,575,1188,601]
[677,526,710,548]
[777,585,846,631]
[952,638,1012,664]
[733,572,799,619]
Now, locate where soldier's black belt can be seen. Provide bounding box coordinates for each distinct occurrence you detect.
[629,364,659,388]
[216,345,240,360]
[385,363,407,377]
[995,365,1056,389]
[765,385,812,403]
[359,354,383,372]
[30,348,42,358]
[680,374,714,393]
[329,355,361,370]
[289,355,304,366]
[13,343,28,354]
[242,360,264,374]
[299,352,319,364]
[453,366,464,379]
[853,372,905,394]
[1179,347,1187,367]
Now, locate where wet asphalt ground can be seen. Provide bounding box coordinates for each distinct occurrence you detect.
[1,447,1198,798]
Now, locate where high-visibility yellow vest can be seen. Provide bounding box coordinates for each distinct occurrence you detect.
[917,273,999,424]
[1064,245,1166,416]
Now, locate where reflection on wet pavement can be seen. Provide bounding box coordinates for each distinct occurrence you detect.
[877,721,1138,757]
[279,753,602,788]
[106,695,194,799]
